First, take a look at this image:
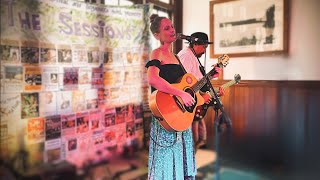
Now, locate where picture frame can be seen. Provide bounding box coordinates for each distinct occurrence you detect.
[210,0,288,58]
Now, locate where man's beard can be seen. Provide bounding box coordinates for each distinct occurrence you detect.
[196,53,204,58]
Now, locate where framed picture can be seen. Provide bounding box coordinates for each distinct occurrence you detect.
[210,0,288,57]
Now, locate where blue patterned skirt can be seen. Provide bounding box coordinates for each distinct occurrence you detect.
[148,117,197,180]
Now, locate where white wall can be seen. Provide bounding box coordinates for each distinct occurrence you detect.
[182,0,320,80]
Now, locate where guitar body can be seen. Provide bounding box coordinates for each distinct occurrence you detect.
[149,73,205,132]
[193,74,241,121]
[194,103,211,121]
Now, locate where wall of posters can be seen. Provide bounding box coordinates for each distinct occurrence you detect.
[0,0,151,172]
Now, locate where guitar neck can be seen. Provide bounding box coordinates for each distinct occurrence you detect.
[191,54,229,92]
[191,66,218,92]
[213,80,237,92]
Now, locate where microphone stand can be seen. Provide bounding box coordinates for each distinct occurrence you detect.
[190,47,232,180]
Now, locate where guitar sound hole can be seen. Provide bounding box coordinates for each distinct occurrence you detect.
[184,88,196,113]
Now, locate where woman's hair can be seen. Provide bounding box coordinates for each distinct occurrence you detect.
[150,14,166,34]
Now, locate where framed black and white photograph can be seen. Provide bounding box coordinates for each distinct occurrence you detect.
[210,0,288,57]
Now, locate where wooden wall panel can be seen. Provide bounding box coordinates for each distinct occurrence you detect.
[204,80,320,175]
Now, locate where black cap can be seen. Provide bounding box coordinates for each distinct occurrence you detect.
[190,32,213,45]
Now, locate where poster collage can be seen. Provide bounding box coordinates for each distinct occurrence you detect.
[0,0,151,169]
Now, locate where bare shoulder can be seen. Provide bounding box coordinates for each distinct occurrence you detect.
[150,48,161,61]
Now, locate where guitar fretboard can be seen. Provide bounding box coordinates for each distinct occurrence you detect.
[213,80,236,92]
[190,54,229,93]
[191,69,215,92]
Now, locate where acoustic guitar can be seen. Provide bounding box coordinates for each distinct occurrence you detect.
[149,54,229,132]
[194,74,241,121]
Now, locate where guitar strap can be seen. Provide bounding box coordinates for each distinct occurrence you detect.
[174,54,187,75]
[190,47,207,76]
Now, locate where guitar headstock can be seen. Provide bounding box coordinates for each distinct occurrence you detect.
[217,54,229,68]
[234,74,241,83]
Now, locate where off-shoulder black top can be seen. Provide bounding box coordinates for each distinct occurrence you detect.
[145,59,185,92]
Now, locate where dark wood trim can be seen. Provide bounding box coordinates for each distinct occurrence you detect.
[146,0,174,10]
[173,0,183,54]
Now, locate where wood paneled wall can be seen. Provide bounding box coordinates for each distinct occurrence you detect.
[204,80,320,175]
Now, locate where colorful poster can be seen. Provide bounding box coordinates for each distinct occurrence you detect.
[78,67,92,90]
[0,39,20,64]
[26,117,45,144]
[87,46,100,64]
[124,67,143,86]
[24,66,42,91]
[126,121,136,138]
[104,127,117,147]
[45,115,61,141]
[61,136,78,165]
[63,67,79,90]
[44,139,61,163]
[115,106,126,124]
[72,44,88,65]
[104,108,116,127]
[0,93,20,155]
[134,103,143,121]
[56,91,72,114]
[103,67,124,87]
[21,92,39,119]
[61,113,76,136]
[89,109,102,130]
[92,129,105,147]
[115,123,127,145]
[0,93,21,122]
[97,88,105,108]
[41,66,59,91]
[103,48,113,65]
[21,41,39,65]
[107,48,124,67]
[40,42,57,64]
[76,111,89,134]
[85,89,98,110]
[72,90,86,112]
[126,104,135,122]
[3,65,23,93]
[39,91,57,117]
[91,67,104,89]
[67,137,78,152]
[104,86,121,107]
[57,45,72,64]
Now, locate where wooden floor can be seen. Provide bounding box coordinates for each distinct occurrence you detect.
[81,149,217,180]
[196,149,216,169]
[0,149,277,179]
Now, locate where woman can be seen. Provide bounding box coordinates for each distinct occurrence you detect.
[145,14,197,180]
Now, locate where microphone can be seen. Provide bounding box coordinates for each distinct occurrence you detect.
[176,33,199,43]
